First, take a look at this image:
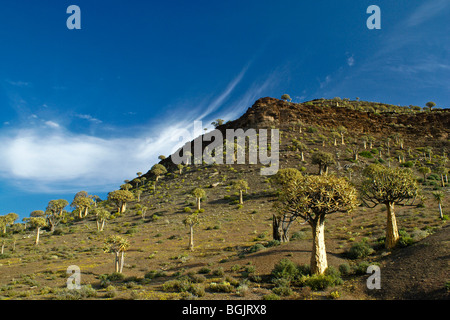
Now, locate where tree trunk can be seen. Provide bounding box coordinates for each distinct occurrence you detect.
[301,151,304,162]
[121,202,127,213]
[310,216,327,275]
[385,202,399,249]
[101,220,105,231]
[196,198,201,211]
[438,202,443,220]
[441,174,445,187]
[272,215,290,242]
[114,252,120,273]
[239,190,243,205]
[189,225,194,251]
[35,227,41,245]
[96,220,100,231]
[119,251,125,273]
[341,134,345,145]
[1,244,4,254]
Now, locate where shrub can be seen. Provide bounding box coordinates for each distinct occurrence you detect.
[247,243,265,253]
[104,285,117,298]
[183,207,192,213]
[304,274,341,291]
[262,293,281,300]
[198,267,211,274]
[271,258,299,281]
[265,240,280,248]
[144,270,166,279]
[359,151,374,158]
[212,267,225,276]
[398,230,414,247]
[353,261,370,275]
[208,281,234,293]
[401,161,414,168]
[347,240,374,259]
[338,263,352,276]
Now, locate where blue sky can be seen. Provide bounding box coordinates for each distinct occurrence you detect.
[0,0,449,220]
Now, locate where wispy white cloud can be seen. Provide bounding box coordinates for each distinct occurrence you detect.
[405,0,449,27]
[5,80,31,87]
[0,62,268,194]
[347,55,355,67]
[74,113,103,124]
[44,120,60,129]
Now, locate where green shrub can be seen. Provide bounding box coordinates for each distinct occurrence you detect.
[183,207,192,213]
[353,261,370,275]
[359,151,374,158]
[212,267,224,276]
[338,263,351,276]
[247,243,265,253]
[271,258,299,281]
[265,240,280,247]
[347,240,374,259]
[398,230,414,247]
[262,293,281,300]
[304,274,342,291]
[198,267,211,274]
[208,281,234,293]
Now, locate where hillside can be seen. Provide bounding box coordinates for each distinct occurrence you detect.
[0,97,449,300]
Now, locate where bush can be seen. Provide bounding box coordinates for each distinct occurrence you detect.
[347,240,374,259]
[262,293,281,300]
[271,258,299,281]
[247,243,265,253]
[198,267,211,274]
[265,240,280,248]
[304,274,342,291]
[183,207,192,213]
[398,230,414,247]
[359,151,374,158]
[353,261,370,275]
[401,161,414,168]
[208,281,234,293]
[338,263,352,276]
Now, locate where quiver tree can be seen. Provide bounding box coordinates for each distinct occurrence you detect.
[108,190,135,214]
[183,213,200,251]
[426,101,436,111]
[71,192,93,218]
[211,119,224,128]
[281,94,292,102]
[311,151,335,175]
[191,188,206,211]
[271,168,303,242]
[418,166,431,182]
[0,213,19,234]
[275,174,358,274]
[45,200,68,231]
[435,167,448,187]
[151,164,167,182]
[432,191,444,220]
[135,189,143,202]
[337,126,347,145]
[29,217,47,245]
[93,208,111,231]
[103,235,130,273]
[47,199,69,217]
[360,166,419,249]
[232,179,249,204]
[177,164,184,175]
[292,139,307,161]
